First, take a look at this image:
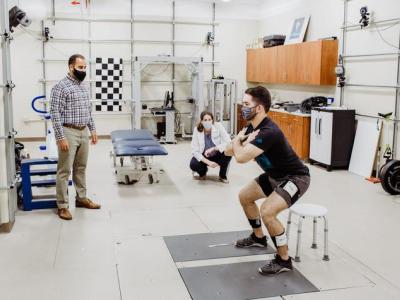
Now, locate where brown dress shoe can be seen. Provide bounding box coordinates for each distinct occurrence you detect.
[75,198,101,209]
[58,208,72,220]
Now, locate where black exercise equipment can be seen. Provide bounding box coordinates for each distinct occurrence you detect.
[379,159,400,195]
[376,112,400,195]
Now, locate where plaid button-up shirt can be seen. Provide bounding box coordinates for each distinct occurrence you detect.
[50,74,95,141]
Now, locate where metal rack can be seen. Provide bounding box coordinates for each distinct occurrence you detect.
[40,0,219,129]
[0,0,17,231]
[339,0,400,155]
[208,79,237,134]
[132,56,204,130]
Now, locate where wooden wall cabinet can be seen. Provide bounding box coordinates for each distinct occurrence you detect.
[236,105,310,160]
[247,40,338,86]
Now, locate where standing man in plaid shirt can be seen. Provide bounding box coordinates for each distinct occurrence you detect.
[50,54,101,220]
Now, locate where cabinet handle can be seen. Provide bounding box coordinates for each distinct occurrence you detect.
[318,118,322,135]
[315,117,318,134]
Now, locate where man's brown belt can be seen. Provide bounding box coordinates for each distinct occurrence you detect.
[63,124,86,130]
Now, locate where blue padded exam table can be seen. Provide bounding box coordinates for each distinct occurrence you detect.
[110,129,168,184]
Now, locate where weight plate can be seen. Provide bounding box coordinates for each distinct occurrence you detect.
[380,160,400,195]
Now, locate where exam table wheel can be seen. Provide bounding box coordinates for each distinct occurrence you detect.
[124,175,135,185]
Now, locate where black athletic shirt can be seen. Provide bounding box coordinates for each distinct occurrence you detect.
[245,117,309,178]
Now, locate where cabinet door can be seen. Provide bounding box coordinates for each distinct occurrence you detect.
[290,116,303,157]
[268,111,276,121]
[310,111,333,164]
[246,49,260,82]
[296,41,322,85]
[317,111,333,164]
[310,110,321,162]
[269,111,280,128]
[320,40,339,85]
[276,44,298,83]
[259,47,278,83]
[279,114,292,141]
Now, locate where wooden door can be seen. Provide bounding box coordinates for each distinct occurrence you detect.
[259,47,278,83]
[290,116,304,157]
[320,40,339,85]
[278,114,291,141]
[276,44,298,84]
[268,111,281,129]
[246,49,260,82]
[296,41,322,85]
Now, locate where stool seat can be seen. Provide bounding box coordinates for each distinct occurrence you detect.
[290,203,328,217]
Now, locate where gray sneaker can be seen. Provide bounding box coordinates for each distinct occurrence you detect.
[235,232,268,248]
[258,254,293,275]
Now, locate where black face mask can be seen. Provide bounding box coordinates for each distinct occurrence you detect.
[73,68,86,81]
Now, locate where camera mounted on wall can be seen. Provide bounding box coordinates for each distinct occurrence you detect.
[9,6,31,32]
[43,27,53,42]
[206,32,215,45]
[335,55,346,87]
[359,6,370,28]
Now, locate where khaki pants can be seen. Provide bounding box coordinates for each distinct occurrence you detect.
[56,126,89,209]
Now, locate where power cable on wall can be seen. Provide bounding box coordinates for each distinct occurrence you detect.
[372,23,400,50]
[17,26,71,58]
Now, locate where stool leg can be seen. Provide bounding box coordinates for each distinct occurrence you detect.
[311,217,317,249]
[294,216,304,262]
[323,216,330,261]
[286,211,292,242]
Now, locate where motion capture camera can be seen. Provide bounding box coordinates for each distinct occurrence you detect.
[206,32,215,45]
[9,6,31,32]
[359,6,370,28]
[43,27,52,42]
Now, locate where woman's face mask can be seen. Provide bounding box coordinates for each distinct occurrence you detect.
[241,105,258,121]
[202,120,213,130]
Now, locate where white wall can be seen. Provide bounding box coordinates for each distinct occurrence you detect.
[8,0,259,138]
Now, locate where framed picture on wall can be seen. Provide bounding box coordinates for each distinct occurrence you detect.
[284,15,310,44]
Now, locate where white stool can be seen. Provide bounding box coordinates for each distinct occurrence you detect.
[286,203,329,262]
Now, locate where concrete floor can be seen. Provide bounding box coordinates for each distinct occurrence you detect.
[1,140,400,300]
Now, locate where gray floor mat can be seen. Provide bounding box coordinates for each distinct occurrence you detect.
[179,260,318,300]
[164,231,275,262]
